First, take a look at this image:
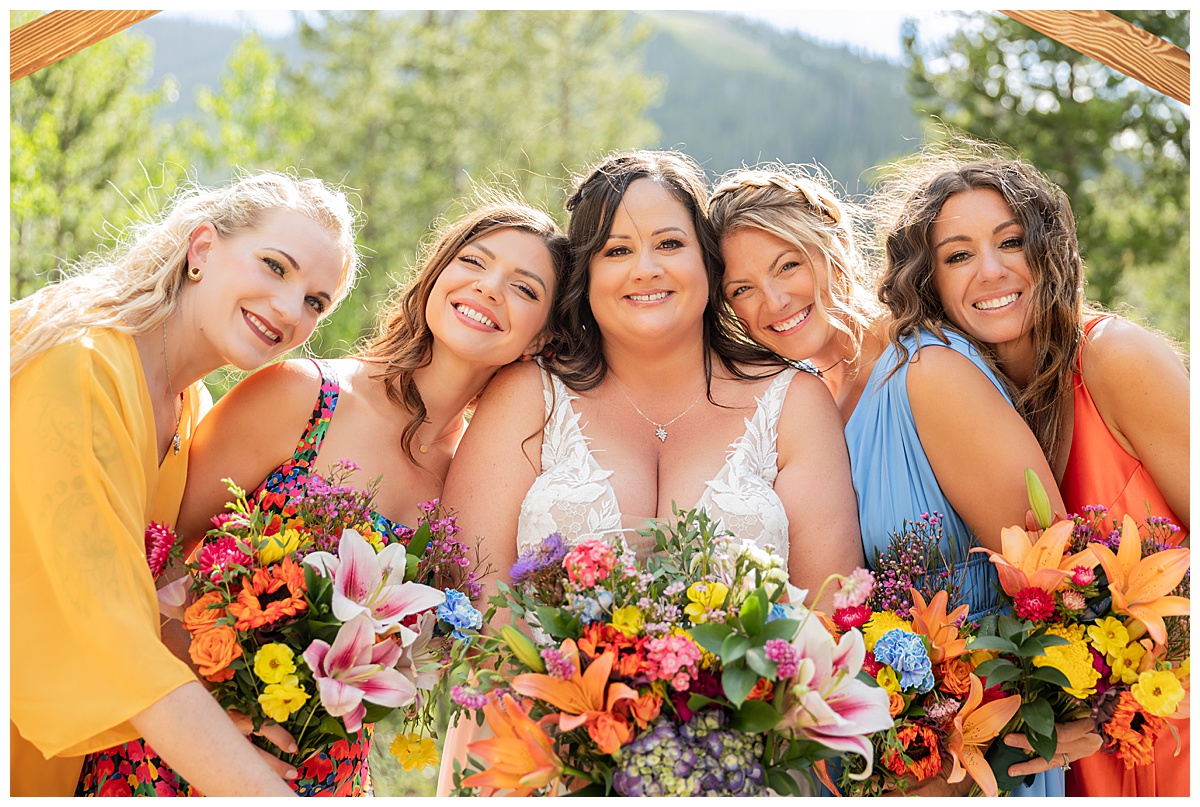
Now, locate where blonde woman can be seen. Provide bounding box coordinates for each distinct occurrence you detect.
[11,171,361,796]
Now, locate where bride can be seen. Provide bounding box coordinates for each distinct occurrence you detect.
[436,149,863,794]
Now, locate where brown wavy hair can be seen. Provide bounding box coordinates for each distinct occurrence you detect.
[707,163,884,373]
[874,149,1087,469]
[357,194,569,463]
[552,149,782,395]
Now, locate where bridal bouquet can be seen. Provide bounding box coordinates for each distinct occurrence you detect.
[968,472,1190,790]
[180,467,484,775]
[446,507,893,797]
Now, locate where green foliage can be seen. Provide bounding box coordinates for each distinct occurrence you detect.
[903,11,1190,343]
[9,11,189,300]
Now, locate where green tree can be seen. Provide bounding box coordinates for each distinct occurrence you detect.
[10,11,189,300]
[902,11,1189,341]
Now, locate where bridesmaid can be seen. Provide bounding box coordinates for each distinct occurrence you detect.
[11,171,361,796]
[75,195,569,796]
[708,163,1097,795]
[874,152,1187,797]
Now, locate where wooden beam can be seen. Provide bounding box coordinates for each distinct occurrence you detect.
[1001,9,1189,105]
[11,10,160,83]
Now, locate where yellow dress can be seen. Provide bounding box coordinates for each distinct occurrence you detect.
[10,327,205,796]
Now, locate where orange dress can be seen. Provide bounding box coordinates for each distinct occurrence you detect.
[1060,316,1189,797]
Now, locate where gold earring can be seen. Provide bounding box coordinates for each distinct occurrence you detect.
[187,264,202,281]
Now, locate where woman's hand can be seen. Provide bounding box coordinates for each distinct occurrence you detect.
[1003,717,1102,776]
[226,710,300,781]
[881,758,973,797]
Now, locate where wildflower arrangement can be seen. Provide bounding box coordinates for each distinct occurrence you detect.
[181,471,486,778]
[968,471,1190,790]
[446,506,894,797]
[830,567,1020,796]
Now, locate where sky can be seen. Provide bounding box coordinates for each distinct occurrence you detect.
[157,8,965,64]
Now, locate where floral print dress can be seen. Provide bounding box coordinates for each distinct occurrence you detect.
[77,359,407,797]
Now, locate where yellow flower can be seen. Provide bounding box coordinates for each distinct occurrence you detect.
[875,666,902,696]
[390,732,440,771]
[862,612,912,651]
[254,643,297,684]
[1032,624,1100,699]
[1087,616,1130,658]
[611,605,645,638]
[683,581,729,624]
[258,674,310,722]
[1109,642,1148,686]
[257,528,306,564]
[355,525,385,551]
[1174,658,1190,681]
[1132,670,1186,717]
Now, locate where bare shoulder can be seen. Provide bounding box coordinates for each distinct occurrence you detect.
[779,367,837,415]
[1084,315,1189,383]
[904,341,1003,400]
[477,359,547,407]
[197,358,324,446]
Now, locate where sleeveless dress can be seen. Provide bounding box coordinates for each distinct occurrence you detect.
[843,329,1064,798]
[437,366,800,796]
[78,359,405,797]
[1059,316,1189,797]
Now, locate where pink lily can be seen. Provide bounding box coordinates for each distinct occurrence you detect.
[302,613,415,733]
[303,528,445,641]
[777,614,894,780]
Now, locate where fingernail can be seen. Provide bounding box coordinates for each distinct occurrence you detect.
[286,768,298,780]
[288,743,299,753]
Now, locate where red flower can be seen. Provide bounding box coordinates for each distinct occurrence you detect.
[881,723,943,781]
[98,778,132,797]
[1013,586,1056,621]
[861,650,883,677]
[300,754,334,783]
[833,604,873,631]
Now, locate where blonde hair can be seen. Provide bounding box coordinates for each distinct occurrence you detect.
[358,192,569,464]
[707,163,883,370]
[11,170,362,376]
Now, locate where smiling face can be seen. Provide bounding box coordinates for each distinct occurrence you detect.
[425,227,557,367]
[931,188,1036,355]
[720,226,840,363]
[586,178,708,350]
[188,207,344,370]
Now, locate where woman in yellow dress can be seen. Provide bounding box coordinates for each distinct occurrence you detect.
[10,171,361,796]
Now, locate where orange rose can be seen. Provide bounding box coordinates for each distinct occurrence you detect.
[621,692,663,729]
[939,657,973,698]
[747,678,775,702]
[182,591,226,636]
[189,624,243,682]
[888,692,906,717]
[587,712,632,755]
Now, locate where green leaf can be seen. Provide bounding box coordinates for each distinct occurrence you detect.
[1028,727,1057,762]
[1020,698,1056,738]
[731,699,782,732]
[534,606,577,640]
[564,781,608,797]
[1028,666,1072,688]
[745,646,777,680]
[997,615,1028,642]
[318,714,351,741]
[759,618,801,642]
[767,769,801,796]
[740,589,767,635]
[689,622,733,654]
[686,693,722,711]
[974,658,1021,684]
[966,636,1021,654]
[975,614,999,637]
[1018,633,1071,657]
[722,662,759,707]
[721,633,751,663]
[406,522,432,562]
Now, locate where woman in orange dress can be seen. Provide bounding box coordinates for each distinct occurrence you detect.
[873,149,1188,796]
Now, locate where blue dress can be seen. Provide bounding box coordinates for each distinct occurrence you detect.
[844,329,1064,798]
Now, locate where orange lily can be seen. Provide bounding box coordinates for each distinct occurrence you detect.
[908,588,970,664]
[1090,514,1190,647]
[972,521,1097,596]
[511,639,637,733]
[946,673,1023,797]
[462,694,565,796]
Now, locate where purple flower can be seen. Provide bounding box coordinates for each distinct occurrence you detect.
[540,647,575,680]
[510,532,568,584]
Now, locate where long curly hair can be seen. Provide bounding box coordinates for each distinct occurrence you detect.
[552,149,781,394]
[874,146,1087,469]
[707,163,883,372]
[11,170,362,377]
[357,193,569,464]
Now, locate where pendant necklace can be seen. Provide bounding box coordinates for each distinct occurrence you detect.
[161,322,183,455]
[609,373,704,443]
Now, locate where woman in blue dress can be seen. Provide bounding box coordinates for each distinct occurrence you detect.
[708,164,1095,795]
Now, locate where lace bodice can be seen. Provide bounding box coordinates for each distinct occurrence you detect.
[515,368,796,557]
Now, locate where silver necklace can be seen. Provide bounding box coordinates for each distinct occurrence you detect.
[162,322,183,455]
[609,374,704,443]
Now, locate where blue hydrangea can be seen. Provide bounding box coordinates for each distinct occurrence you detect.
[437,589,483,640]
[570,588,614,624]
[766,603,787,623]
[873,628,935,693]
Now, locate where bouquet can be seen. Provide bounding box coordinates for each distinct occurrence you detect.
[969,471,1190,790]
[179,464,486,777]
[446,507,894,797]
[834,517,1020,797]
